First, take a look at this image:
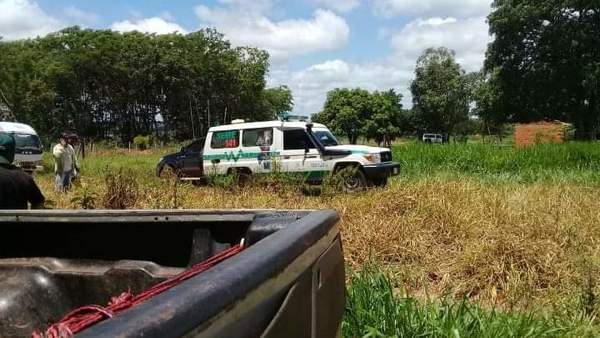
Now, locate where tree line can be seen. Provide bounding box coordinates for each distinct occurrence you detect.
[314,47,475,144]
[0,1,598,144]
[0,27,292,144]
[315,0,600,142]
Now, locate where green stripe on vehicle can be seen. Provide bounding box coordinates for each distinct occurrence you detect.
[204,150,280,162]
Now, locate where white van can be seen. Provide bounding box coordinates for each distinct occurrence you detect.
[0,122,44,172]
[200,120,400,190]
[422,133,444,144]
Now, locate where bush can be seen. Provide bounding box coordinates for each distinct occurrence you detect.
[133,135,151,150]
[102,169,139,209]
[70,182,97,209]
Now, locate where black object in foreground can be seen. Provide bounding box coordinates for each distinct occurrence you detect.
[0,209,345,338]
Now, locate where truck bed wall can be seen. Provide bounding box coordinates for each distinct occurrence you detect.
[0,210,344,338]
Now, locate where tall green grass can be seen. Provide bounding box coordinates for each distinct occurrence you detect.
[42,150,164,178]
[394,142,600,184]
[42,141,600,185]
[344,265,598,338]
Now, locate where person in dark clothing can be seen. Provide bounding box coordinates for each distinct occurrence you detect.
[0,133,45,209]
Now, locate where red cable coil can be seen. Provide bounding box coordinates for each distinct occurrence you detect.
[32,244,244,338]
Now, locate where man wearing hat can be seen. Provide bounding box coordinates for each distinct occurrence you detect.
[0,133,45,209]
[53,132,75,191]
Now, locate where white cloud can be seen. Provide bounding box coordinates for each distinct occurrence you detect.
[313,0,361,12]
[389,16,490,72]
[373,0,491,18]
[63,6,99,24]
[269,60,412,115]
[271,15,491,114]
[0,0,62,40]
[111,17,188,35]
[195,3,349,62]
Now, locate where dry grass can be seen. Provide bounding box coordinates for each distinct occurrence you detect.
[36,172,600,315]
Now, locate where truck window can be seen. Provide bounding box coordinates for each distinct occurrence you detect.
[13,133,41,149]
[242,128,273,147]
[211,130,239,149]
[283,129,315,150]
[313,130,338,146]
[187,139,204,152]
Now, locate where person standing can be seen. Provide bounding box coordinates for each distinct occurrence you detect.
[66,133,80,182]
[53,133,75,191]
[0,133,45,209]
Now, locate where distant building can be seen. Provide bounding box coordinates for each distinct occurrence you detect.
[514,120,573,147]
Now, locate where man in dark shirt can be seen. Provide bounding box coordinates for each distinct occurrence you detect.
[0,133,45,209]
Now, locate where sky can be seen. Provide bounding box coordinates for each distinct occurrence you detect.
[0,0,493,116]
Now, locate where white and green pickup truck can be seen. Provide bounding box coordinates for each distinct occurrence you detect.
[157,120,400,190]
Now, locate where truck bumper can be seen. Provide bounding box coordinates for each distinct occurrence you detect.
[362,162,400,180]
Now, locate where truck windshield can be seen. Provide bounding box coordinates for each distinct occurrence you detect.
[314,130,338,146]
[13,133,41,149]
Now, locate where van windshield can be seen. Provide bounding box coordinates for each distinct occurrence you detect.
[314,130,338,146]
[13,133,41,149]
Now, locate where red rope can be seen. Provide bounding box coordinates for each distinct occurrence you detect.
[32,244,244,338]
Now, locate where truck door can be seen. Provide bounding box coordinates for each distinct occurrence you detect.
[180,139,204,177]
[280,129,326,180]
[204,130,241,175]
[241,128,274,174]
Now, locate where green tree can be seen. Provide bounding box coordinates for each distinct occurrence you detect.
[410,47,470,137]
[263,85,293,120]
[469,70,508,140]
[315,88,372,144]
[362,90,404,147]
[486,1,600,138]
[0,27,272,143]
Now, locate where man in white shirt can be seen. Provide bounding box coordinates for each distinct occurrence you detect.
[53,133,75,191]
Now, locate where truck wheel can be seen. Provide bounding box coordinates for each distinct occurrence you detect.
[229,168,251,186]
[160,165,178,178]
[335,166,366,193]
[238,171,251,186]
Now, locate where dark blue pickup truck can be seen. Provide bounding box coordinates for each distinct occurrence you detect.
[0,210,345,338]
[156,139,204,179]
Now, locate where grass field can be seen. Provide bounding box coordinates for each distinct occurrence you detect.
[35,141,600,337]
[397,142,600,184]
[344,265,599,337]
